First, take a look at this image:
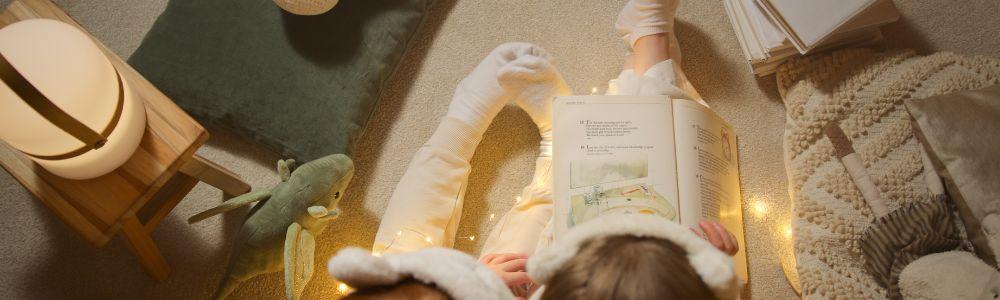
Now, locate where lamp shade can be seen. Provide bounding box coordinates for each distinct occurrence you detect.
[273,0,340,15]
[0,19,145,180]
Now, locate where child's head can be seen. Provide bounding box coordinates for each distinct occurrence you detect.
[541,234,716,299]
[528,215,741,300]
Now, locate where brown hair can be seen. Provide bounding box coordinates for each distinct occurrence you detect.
[342,279,452,300]
[541,235,717,300]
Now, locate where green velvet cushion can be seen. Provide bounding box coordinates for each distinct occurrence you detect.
[128,0,435,161]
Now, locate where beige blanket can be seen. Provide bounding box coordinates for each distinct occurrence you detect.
[776,48,1000,299]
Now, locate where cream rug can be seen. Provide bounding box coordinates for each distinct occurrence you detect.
[1,0,999,299]
[777,48,1000,298]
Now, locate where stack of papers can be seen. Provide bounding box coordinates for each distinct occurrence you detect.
[724,0,899,76]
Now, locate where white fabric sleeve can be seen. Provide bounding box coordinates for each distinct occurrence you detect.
[373,117,482,254]
[480,157,554,257]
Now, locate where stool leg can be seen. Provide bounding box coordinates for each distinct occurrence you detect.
[122,214,170,281]
[180,154,252,197]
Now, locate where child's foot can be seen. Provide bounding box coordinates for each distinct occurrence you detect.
[497,47,570,157]
[615,0,701,100]
[615,0,680,50]
[447,43,553,133]
[616,0,683,66]
[435,43,568,159]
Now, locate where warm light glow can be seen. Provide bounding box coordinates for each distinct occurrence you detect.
[372,251,382,257]
[591,87,598,95]
[752,201,767,216]
[469,236,476,241]
[489,213,496,220]
[425,236,433,244]
[337,283,352,294]
[778,221,801,294]
[396,231,402,237]
[515,196,522,203]
[0,19,147,179]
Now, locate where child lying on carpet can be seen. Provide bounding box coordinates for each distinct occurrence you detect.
[329,0,742,298]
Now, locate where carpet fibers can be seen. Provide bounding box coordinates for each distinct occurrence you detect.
[1,0,998,299]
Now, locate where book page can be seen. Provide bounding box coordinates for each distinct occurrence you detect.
[672,99,749,282]
[763,0,875,46]
[553,96,678,237]
[743,0,786,50]
[672,99,742,226]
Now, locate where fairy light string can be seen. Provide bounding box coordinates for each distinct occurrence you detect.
[373,193,520,256]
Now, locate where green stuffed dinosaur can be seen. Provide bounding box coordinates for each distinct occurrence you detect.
[188,154,354,300]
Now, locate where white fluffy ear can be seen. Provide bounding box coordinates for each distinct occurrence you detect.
[689,251,742,299]
[327,248,401,287]
[327,247,515,300]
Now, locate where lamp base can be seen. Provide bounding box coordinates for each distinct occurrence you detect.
[30,77,145,180]
[273,0,339,15]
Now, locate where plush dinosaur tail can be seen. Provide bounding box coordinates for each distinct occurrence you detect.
[213,274,247,300]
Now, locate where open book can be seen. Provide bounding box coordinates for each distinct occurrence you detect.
[552,95,749,281]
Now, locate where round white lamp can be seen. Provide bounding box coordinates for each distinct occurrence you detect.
[0,19,146,180]
[273,0,340,15]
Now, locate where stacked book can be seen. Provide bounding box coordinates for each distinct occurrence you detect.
[724,0,900,76]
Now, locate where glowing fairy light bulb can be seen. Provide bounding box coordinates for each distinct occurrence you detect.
[469,235,476,241]
[396,231,402,237]
[752,201,767,217]
[591,87,598,95]
[337,283,352,294]
[783,225,793,240]
[515,196,522,203]
[425,236,433,244]
[372,251,382,257]
[489,213,496,221]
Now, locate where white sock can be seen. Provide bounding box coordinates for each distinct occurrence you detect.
[446,43,566,133]
[498,47,570,157]
[446,59,508,133]
[615,0,679,49]
[436,43,566,158]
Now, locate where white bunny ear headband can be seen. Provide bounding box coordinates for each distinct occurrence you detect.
[328,247,514,300]
[527,214,744,300]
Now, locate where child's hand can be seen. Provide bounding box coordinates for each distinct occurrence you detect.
[480,253,534,288]
[695,220,740,256]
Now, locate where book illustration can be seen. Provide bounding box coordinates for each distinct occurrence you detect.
[569,183,677,228]
[570,156,648,189]
[721,127,733,162]
[566,155,676,227]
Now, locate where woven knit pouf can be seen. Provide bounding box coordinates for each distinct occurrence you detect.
[776,48,1000,299]
[273,0,339,15]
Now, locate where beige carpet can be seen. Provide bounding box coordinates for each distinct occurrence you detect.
[1,0,998,299]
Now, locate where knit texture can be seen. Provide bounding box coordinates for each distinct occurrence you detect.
[427,117,484,161]
[776,48,1000,299]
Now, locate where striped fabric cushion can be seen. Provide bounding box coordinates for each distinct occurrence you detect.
[859,196,960,299]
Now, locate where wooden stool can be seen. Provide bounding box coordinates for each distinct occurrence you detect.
[0,0,251,282]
